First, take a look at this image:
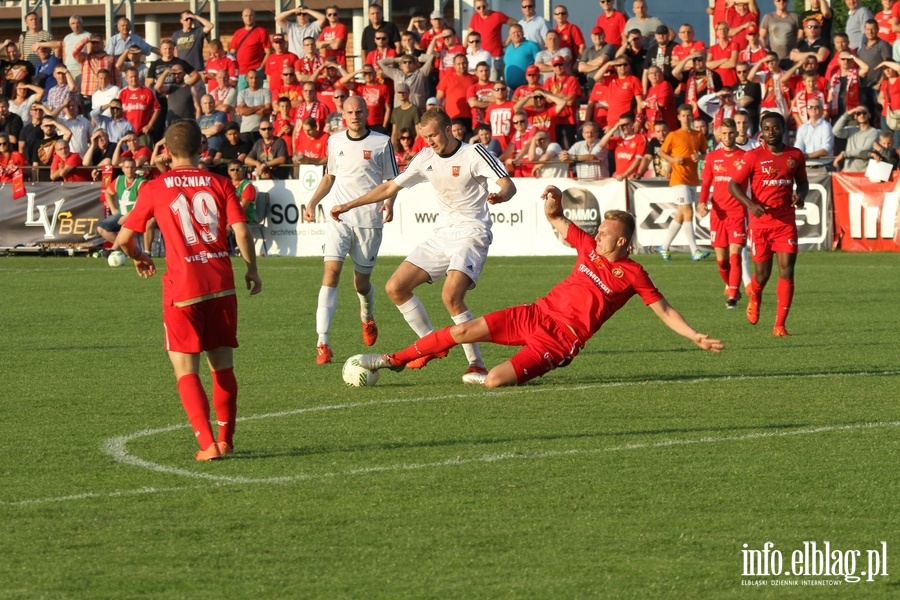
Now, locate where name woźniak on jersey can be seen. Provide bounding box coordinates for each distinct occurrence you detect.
[164,175,212,188]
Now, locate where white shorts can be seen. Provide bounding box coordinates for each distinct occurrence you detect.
[406,226,492,288]
[671,184,697,206]
[323,221,383,275]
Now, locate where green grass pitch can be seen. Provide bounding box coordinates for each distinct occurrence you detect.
[1,251,898,599]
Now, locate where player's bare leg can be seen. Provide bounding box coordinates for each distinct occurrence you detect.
[772,251,796,336]
[169,350,221,461]
[385,262,443,368]
[315,261,343,364]
[484,361,518,388]
[441,270,487,383]
[353,270,378,346]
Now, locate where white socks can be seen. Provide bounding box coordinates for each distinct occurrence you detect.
[662,219,699,254]
[661,219,682,251]
[397,295,434,337]
[452,310,483,368]
[316,286,338,345]
[357,285,374,322]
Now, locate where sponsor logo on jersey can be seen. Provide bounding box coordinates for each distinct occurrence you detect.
[363,149,372,160]
[452,166,461,177]
[338,151,344,156]
[425,165,434,171]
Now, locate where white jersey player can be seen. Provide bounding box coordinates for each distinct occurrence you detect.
[331,107,517,385]
[304,96,399,364]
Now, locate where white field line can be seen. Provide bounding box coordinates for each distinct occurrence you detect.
[4,370,899,507]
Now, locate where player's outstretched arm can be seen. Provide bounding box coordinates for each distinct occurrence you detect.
[331,180,402,222]
[116,226,156,278]
[542,185,572,239]
[649,298,724,353]
[487,176,516,204]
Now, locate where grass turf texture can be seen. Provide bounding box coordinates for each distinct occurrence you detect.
[1,252,897,599]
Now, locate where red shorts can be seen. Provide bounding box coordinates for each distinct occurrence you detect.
[748,222,798,261]
[163,294,238,353]
[483,303,584,384]
[710,211,747,248]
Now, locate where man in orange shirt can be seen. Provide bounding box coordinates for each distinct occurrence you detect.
[657,104,710,261]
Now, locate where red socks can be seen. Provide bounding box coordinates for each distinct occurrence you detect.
[775,278,794,327]
[177,374,215,449]
[212,368,238,447]
[728,253,742,298]
[717,259,729,286]
[394,327,456,364]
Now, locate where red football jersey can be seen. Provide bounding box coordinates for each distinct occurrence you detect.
[699,147,748,214]
[485,101,516,150]
[537,224,663,343]
[124,167,247,305]
[608,134,646,177]
[733,144,807,227]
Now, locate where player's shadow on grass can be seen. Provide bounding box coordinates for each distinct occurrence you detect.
[544,366,900,386]
[233,421,816,460]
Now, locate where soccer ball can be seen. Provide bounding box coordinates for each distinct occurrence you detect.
[342,355,380,387]
[107,250,127,267]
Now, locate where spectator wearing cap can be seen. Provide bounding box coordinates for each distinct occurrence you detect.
[275,6,326,56]
[624,0,669,45]
[379,53,436,111]
[708,21,740,87]
[73,35,119,98]
[389,82,421,145]
[436,54,477,121]
[543,53,581,149]
[616,28,648,80]
[578,27,618,84]
[230,9,271,91]
[553,5,585,58]
[317,6,347,68]
[535,32,573,83]
[90,98,134,144]
[738,23,768,67]
[511,64,544,110]
[469,1,517,80]
[420,11,448,54]
[172,11,215,73]
[265,34,300,99]
[504,24,541,89]
[596,0,627,47]
[642,25,676,90]
[727,0,760,51]
[42,67,76,116]
[362,4,401,56]
[340,64,392,135]
[518,0,550,47]
[105,17,159,59]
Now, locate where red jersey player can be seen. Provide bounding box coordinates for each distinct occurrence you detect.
[697,118,749,308]
[729,111,808,336]
[356,185,723,387]
[115,119,262,461]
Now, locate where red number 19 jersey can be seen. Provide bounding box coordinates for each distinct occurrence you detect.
[124,167,248,306]
[732,144,807,227]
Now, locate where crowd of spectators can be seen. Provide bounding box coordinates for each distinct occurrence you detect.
[3,0,900,187]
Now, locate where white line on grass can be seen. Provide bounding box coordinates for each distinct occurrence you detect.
[5,370,899,507]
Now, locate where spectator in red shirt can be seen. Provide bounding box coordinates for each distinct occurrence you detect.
[0,133,26,182]
[466,61,495,128]
[553,5,586,58]
[292,117,328,165]
[543,55,581,148]
[49,138,89,181]
[118,67,160,144]
[265,34,299,98]
[596,0,627,47]
[342,64,392,135]
[436,55,477,121]
[229,8,271,91]
[203,39,238,92]
[469,1,517,80]
[317,6,348,68]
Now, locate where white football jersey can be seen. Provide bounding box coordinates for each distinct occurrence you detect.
[323,130,399,228]
[393,142,510,229]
